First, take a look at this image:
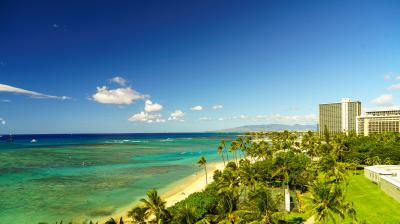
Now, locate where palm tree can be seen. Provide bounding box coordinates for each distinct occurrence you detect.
[216,165,239,190]
[309,179,356,223]
[217,144,226,165]
[237,137,247,159]
[198,156,208,184]
[257,140,271,161]
[302,131,317,157]
[128,206,147,224]
[272,152,290,190]
[140,189,170,223]
[174,205,197,224]
[221,140,230,162]
[238,159,256,191]
[323,125,330,143]
[229,141,239,164]
[217,188,239,214]
[248,185,277,216]
[332,134,348,162]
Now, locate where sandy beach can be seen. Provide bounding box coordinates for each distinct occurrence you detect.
[100,161,226,223]
[163,161,225,207]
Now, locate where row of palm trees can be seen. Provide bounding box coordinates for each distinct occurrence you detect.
[100,131,361,223]
[216,137,252,167]
[49,130,400,223]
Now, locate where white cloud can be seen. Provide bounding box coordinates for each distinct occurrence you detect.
[1,99,11,103]
[218,118,225,121]
[109,76,127,86]
[145,100,163,112]
[387,83,400,91]
[384,72,400,80]
[168,110,185,121]
[199,117,212,121]
[128,112,165,123]
[212,105,223,109]
[0,118,5,125]
[371,94,394,106]
[0,84,70,100]
[190,105,203,111]
[92,86,144,105]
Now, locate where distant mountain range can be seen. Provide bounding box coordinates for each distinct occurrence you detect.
[215,124,317,133]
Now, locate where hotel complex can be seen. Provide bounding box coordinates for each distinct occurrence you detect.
[319,98,361,135]
[318,100,400,202]
[319,98,400,136]
[356,109,400,136]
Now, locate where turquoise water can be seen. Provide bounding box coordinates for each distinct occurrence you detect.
[0,133,236,224]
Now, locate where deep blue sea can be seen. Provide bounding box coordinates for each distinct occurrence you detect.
[0,133,237,224]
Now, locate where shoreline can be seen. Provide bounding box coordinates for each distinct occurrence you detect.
[98,161,226,223]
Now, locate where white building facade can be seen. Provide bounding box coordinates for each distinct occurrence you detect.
[356,110,400,136]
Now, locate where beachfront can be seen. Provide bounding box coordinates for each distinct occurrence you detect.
[103,161,225,223]
[2,1,399,223]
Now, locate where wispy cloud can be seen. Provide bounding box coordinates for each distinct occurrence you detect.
[92,86,145,105]
[199,117,212,121]
[371,94,394,106]
[384,72,400,80]
[216,113,317,124]
[387,83,400,91]
[1,99,11,103]
[212,105,223,109]
[168,110,185,121]
[0,84,70,100]
[0,118,6,125]
[128,112,165,123]
[109,76,127,86]
[190,105,203,111]
[254,114,317,123]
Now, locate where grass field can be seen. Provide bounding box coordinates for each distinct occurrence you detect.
[346,173,400,224]
[287,173,400,224]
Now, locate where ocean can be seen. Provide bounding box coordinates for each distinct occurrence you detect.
[0,133,237,224]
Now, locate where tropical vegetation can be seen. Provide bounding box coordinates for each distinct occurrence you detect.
[42,131,400,224]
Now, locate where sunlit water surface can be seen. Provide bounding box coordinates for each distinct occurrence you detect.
[0,133,236,223]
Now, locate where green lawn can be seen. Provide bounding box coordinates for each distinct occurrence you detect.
[287,173,400,224]
[346,173,400,224]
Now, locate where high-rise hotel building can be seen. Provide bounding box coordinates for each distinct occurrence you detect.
[319,98,361,135]
[356,110,400,136]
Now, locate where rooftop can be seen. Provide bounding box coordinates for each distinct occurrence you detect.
[365,165,400,175]
[381,175,400,188]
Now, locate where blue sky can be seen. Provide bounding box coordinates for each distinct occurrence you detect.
[1,0,400,134]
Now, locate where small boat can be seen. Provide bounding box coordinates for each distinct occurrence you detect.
[31,139,37,143]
